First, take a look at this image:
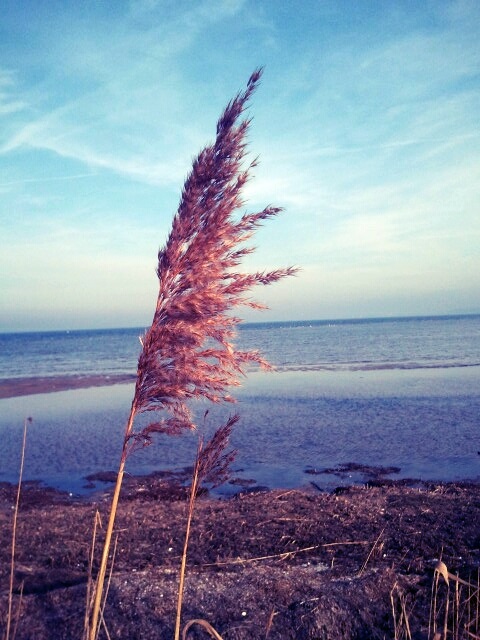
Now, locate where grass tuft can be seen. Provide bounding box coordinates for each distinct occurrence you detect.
[429,561,480,640]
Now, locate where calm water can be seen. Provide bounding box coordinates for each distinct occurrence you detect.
[1,315,480,379]
[0,315,479,493]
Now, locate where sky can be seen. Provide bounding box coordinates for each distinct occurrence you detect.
[1,0,479,332]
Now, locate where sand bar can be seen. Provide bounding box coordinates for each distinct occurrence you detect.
[0,373,136,399]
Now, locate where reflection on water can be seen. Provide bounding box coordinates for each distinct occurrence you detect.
[0,367,479,494]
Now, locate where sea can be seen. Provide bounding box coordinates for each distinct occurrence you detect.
[0,314,479,495]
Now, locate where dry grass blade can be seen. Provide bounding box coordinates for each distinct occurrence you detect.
[182,619,225,640]
[175,420,237,640]
[97,535,118,640]
[175,446,202,640]
[100,612,112,640]
[202,539,371,567]
[264,607,277,639]
[10,582,24,640]
[390,583,413,640]
[83,510,102,639]
[429,561,480,640]
[358,527,385,576]
[5,417,31,640]
[435,560,450,585]
[391,586,400,640]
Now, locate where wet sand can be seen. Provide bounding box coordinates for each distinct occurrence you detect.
[0,374,135,399]
[1,368,479,495]
[1,373,479,637]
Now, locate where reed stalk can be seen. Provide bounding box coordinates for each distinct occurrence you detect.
[89,405,136,639]
[87,68,296,639]
[174,441,201,640]
[5,417,31,640]
[83,510,102,639]
[173,416,237,639]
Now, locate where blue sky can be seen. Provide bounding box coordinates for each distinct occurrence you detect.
[1,0,479,331]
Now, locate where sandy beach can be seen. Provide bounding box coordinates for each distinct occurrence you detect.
[0,374,135,399]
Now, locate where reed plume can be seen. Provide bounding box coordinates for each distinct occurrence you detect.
[88,68,296,640]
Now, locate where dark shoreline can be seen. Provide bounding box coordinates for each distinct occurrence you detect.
[0,373,136,399]
[2,462,479,505]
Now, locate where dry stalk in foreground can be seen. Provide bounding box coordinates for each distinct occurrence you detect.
[4,417,31,640]
[175,416,238,640]
[428,561,480,640]
[88,68,297,640]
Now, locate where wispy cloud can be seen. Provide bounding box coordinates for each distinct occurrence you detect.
[0,68,27,120]
[0,172,95,188]
[0,0,249,185]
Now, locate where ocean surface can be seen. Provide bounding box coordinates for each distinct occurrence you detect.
[1,315,479,494]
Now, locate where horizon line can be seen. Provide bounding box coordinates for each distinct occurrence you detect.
[1,312,480,335]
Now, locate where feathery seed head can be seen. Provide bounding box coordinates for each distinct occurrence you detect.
[131,68,297,444]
